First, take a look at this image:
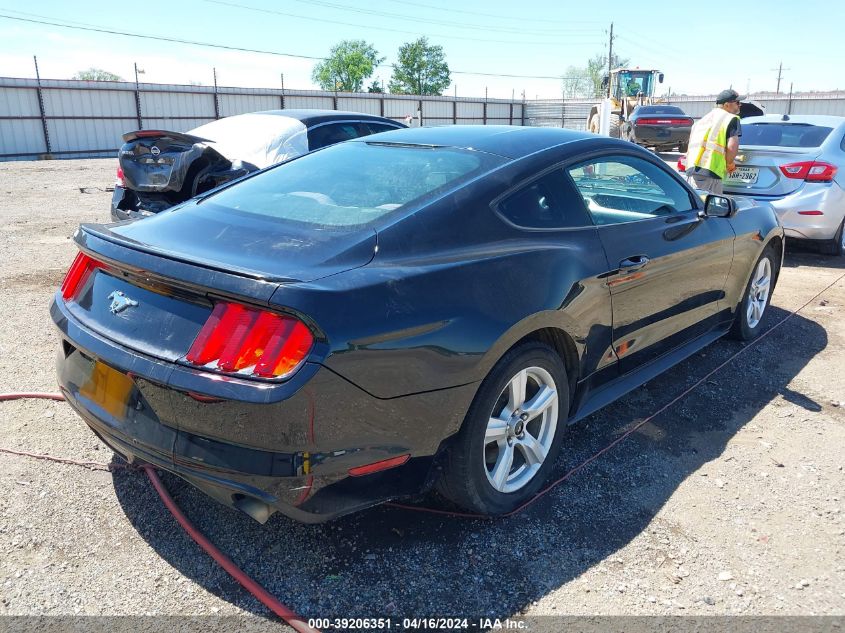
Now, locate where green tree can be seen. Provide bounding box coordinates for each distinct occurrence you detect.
[562,65,591,98]
[312,40,383,92]
[367,79,385,93]
[585,52,630,97]
[72,68,124,81]
[388,37,450,96]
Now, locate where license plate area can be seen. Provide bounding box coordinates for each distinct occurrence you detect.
[728,166,759,184]
[78,359,136,420]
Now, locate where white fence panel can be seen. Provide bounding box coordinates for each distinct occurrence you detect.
[0,87,40,117]
[47,118,130,152]
[141,91,215,118]
[0,120,45,155]
[142,118,215,133]
[337,97,380,114]
[456,102,484,121]
[284,95,333,109]
[220,94,281,117]
[44,88,135,118]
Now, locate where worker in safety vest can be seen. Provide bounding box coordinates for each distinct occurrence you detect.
[684,89,743,194]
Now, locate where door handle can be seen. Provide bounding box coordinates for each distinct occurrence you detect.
[619,255,650,271]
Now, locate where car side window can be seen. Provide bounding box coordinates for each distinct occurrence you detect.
[497,169,591,229]
[567,155,695,226]
[363,122,401,135]
[307,123,362,150]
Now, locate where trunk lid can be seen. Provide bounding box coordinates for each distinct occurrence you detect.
[118,130,228,193]
[723,146,820,196]
[98,198,378,283]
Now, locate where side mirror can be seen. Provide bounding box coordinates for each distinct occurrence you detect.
[601,76,609,89]
[658,73,665,83]
[704,194,736,218]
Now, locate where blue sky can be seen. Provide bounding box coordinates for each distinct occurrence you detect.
[0,0,842,99]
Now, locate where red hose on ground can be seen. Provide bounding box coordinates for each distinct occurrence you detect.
[0,392,64,402]
[142,465,319,633]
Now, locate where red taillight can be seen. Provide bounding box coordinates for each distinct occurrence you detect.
[60,252,104,301]
[636,118,693,126]
[185,302,314,379]
[779,161,838,182]
[116,166,126,187]
[797,210,824,215]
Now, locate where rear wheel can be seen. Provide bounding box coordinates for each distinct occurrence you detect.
[730,245,778,340]
[436,343,569,515]
[678,140,689,153]
[820,218,845,256]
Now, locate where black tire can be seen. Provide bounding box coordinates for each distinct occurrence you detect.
[730,245,779,341]
[820,219,845,256]
[678,140,689,153]
[436,342,569,515]
[609,114,622,139]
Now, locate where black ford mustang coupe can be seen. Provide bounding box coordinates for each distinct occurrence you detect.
[52,126,783,523]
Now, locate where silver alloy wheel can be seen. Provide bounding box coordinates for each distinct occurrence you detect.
[746,257,772,329]
[483,366,559,494]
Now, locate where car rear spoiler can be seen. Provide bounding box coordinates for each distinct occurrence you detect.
[122,129,213,144]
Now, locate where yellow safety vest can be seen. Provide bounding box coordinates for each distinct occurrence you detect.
[685,108,738,179]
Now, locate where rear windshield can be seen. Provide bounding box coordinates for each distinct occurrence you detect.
[741,123,833,148]
[203,141,504,228]
[635,106,687,115]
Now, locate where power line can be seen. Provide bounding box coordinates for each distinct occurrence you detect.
[203,0,600,45]
[0,13,594,81]
[287,0,597,35]
[383,0,604,24]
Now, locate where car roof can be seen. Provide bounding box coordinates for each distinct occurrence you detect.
[251,109,404,126]
[741,114,845,128]
[354,125,591,159]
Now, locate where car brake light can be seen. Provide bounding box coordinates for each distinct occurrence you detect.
[60,252,105,300]
[779,161,837,182]
[636,118,692,126]
[797,210,824,215]
[185,302,314,379]
[116,166,126,187]
[132,130,167,138]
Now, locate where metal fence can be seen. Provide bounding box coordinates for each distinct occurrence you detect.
[524,93,845,130]
[0,76,526,161]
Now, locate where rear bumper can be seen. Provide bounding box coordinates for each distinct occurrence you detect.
[51,297,476,523]
[725,182,845,241]
[631,125,691,147]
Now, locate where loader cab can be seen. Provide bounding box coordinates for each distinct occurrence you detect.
[610,69,663,101]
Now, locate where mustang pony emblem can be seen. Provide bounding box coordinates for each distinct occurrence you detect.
[107,291,139,314]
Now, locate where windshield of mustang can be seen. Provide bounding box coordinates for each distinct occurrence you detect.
[201,141,506,229]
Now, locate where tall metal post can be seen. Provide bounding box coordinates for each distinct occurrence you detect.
[787,82,794,114]
[33,56,52,155]
[483,87,488,125]
[213,67,220,119]
[133,62,143,130]
[280,73,286,109]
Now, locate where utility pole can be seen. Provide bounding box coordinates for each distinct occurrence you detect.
[606,22,614,98]
[771,61,790,94]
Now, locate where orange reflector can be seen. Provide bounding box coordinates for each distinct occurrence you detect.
[348,454,411,477]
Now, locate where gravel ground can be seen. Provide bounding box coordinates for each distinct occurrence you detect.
[1,159,844,628]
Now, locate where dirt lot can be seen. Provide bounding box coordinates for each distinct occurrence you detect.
[1,159,844,626]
